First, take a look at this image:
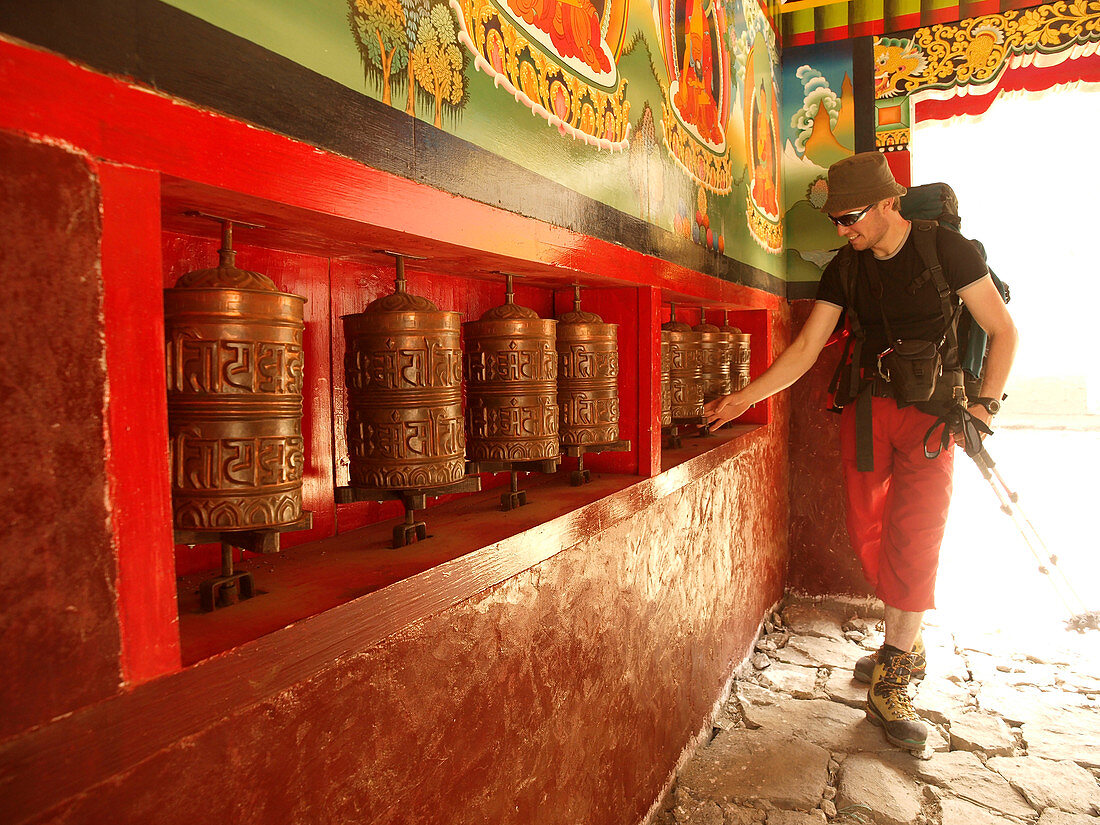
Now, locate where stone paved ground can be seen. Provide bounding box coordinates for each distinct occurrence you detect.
[651,597,1100,825]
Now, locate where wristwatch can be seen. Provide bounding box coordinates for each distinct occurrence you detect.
[970,396,1002,416]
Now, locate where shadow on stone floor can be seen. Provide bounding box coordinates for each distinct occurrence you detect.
[650,596,1100,825]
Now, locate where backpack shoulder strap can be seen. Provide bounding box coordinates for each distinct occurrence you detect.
[827,244,866,408]
[833,245,860,325]
[906,219,940,293]
[910,219,941,278]
[910,220,963,371]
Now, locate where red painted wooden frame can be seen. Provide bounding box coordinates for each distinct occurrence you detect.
[0,36,779,684]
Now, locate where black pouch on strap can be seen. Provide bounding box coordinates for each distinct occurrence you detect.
[877,339,942,403]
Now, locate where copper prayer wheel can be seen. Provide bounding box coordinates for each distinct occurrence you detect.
[165,220,305,530]
[662,304,703,421]
[343,257,465,489]
[721,311,752,392]
[464,276,559,461]
[695,308,732,402]
[556,287,619,446]
[660,330,672,427]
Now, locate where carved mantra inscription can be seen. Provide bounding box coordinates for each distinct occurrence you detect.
[668,338,704,419]
[731,336,751,393]
[465,345,557,383]
[698,333,733,403]
[343,329,466,489]
[171,432,304,529]
[175,432,305,489]
[165,319,306,530]
[465,336,559,461]
[345,339,463,391]
[167,331,304,395]
[660,334,673,426]
[557,341,620,445]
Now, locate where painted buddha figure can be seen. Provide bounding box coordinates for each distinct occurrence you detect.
[507,0,611,75]
[673,0,723,146]
[750,81,779,216]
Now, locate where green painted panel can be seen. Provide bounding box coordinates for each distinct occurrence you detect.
[819,2,850,31]
[852,0,886,26]
[780,41,855,284]
[785,7,817,37]
[161,0,366,90]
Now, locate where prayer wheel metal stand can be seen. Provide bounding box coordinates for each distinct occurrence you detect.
[465,459,560,511]
[336,253,481,548]
[166,214,311,612]
[175,515,313,611]
[556,286,631,486]
[464,274,560,511]
[335,479,481,546]
[562,442,631,486]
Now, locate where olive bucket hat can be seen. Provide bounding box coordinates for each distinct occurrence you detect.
[823,152,906,214]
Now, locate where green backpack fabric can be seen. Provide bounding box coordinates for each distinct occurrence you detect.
[899,183,1010,391]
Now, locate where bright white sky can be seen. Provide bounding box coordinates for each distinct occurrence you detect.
[911,83,1100,391]
[917,85,1100,637]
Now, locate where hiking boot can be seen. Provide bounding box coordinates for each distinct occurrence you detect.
[865,647,927,750]
[854,634,926,684]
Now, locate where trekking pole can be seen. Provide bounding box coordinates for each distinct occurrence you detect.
[968,443,1100,632]
[927,400,1100,632]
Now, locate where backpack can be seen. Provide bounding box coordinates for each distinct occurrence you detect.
[827,182,1010,410]
[899,183,1010,395]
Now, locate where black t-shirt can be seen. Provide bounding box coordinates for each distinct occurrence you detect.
[816,225,989,368]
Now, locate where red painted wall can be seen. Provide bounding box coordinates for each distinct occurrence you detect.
[0,131,123,739]
[0,36,791,825]
[786,300,873,598]
[11,426,789,825]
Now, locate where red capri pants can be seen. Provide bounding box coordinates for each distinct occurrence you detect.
[840,396,955,612]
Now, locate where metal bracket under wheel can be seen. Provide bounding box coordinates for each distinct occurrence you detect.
[199,570,255,612]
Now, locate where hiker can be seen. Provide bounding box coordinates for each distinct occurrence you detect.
[704,152,1018,750]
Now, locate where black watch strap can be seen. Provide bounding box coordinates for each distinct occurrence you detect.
[971,396,1002,415]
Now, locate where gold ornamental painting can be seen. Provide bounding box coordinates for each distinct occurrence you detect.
[450,0,633,148]
[654,0,733,193]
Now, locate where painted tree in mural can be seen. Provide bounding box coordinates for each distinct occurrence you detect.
[349,0,408,106]
[401,0,430,115]
[412,3,468,128]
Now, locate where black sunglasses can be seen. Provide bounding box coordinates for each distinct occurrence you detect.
[829,203,873,227]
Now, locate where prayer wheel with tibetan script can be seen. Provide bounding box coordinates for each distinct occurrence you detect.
[660,330,672,427]
[342,258,465,489]
[662,304,703,421]
[695,309,732,402]
[556,287,619,447]
[464,277,559,461]
[165,221,305,530]
[721,311,751,392]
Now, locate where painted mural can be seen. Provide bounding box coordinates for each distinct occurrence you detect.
[780,0,1047,50]
[872,0,1100,156]
[779,41,855,286]
[776,0,1099,288]
[161,0,785,278]
[874,0,1100,149]
[876,0,1100,99]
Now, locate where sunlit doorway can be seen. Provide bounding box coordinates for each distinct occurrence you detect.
[909,83,1100,654]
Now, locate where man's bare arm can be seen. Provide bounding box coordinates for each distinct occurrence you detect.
[704,301,844,428]
[957,275,1019,426]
